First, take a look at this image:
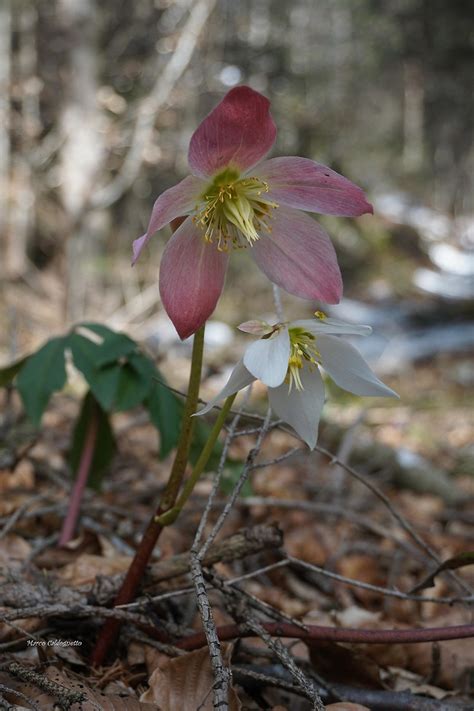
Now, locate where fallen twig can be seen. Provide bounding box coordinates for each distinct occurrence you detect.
[177,621,474,650]
[210,569,325,710]
[233,665,472,710]
[0,662,87,711]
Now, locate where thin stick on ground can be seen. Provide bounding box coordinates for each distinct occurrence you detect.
[315,444,474,596]
[242,617,326,711]
[287,555,474,604]
[189,555,232,710]
[198,406,273,561]
[193,386,252,550]
[188,389,252,710]
[118,560,290,611]
[210,572,325,711]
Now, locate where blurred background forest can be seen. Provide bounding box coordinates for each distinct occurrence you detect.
[1,2,474,704]
[0,0,473,465]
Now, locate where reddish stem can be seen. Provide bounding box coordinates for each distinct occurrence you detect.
[90,515,167,665]
[90,324,205,666]
[176,622,474,650]
[58,402,99,547]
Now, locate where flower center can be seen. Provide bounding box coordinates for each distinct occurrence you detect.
[193,169,278,251]
[286,327,321,392]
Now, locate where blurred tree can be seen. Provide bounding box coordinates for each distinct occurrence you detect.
[0,0,472,337]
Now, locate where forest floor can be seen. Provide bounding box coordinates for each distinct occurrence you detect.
[0,342,473,710]
[1,213,474,709]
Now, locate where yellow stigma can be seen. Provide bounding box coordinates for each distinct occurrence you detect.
[193,169,278,251]
[286,327,321,392]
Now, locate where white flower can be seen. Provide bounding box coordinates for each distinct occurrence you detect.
[197,313,398,449]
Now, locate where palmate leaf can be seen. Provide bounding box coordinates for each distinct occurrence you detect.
[16,337,68,426]
[5,321,228,477]
[76,322,137,366]
[145,377,226,468]
[69,326,150,412]
[70,326,187,458]
[69,391,116,491]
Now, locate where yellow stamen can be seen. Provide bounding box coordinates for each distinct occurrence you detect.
[286,326,321,392]
[194,171,278,250]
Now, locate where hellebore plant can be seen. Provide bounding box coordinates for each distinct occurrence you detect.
[133,86,373,339]
[93,87,384,666]
[198,314,398,449]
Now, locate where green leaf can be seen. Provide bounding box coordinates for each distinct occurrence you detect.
[69,391,116,491]
[75,323,137,367]
[70,332,120,411]
[0,355,29,387]
[113,360,150,411]
[70,330,152,412]
[410,551,474,593]
[146,378,183,458]
[145,372,227,468]
[17,337,67,425]
[69,331,103,385]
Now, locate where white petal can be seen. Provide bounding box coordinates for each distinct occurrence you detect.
[292,318,372,337]
[243,327,290,387]
[268,367,325,449]
[317,335,398,397]
[196,361,256,416]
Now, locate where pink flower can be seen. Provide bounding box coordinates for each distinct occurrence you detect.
[133,86,373,339]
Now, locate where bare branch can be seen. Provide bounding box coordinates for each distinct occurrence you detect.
[198,407,273,561]
[92,0,217,208]
[315,444,474,596]
[287,555,474,605]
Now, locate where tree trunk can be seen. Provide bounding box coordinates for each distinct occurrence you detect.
[58,0,105,323]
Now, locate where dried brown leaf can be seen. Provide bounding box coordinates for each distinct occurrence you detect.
[336,554,386,605]
[0,534,31,567]
[387,666,451,700]
[0,459,35,491]
[57,553,132,586]
[141,646,241,710]
[0,667,160,711]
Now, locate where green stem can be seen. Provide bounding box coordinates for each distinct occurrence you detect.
[90,324,205,666]
[160,324,206,510]
[157,393,237,526]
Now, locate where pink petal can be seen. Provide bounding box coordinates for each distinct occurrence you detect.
[159,217,229,339]
[188,86,277,178]
[238,320,273,335]
[254,157,373,216]
[132,175,204,265]
[251,207,342,303]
